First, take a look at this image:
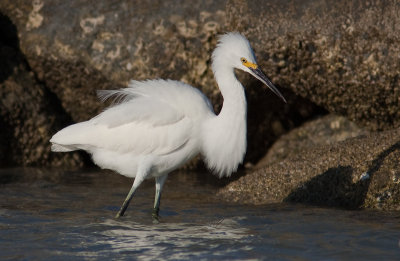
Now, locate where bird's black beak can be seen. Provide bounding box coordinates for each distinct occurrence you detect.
[250,67,287,103]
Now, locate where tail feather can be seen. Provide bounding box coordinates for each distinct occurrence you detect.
[51,143,77,152]
[50,121,92,153]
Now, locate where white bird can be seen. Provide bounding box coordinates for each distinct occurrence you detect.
[50,32,286,221]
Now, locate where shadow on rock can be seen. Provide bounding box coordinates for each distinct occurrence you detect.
[367,141,400,178]
[284,165,366,208]
[285,141,400,209]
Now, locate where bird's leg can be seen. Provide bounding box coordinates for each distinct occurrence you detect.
[115,180,140,218]
[115,165,149,218]
[152,174,168,223]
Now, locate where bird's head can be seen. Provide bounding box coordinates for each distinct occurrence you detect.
[212,32,286,103]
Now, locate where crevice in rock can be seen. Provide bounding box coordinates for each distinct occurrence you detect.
[0,12,20,83]
[0,11,90,167]
[245,76,328,165]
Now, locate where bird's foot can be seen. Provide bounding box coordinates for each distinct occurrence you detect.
[152,207,160,224]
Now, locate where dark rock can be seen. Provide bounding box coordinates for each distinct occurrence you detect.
[219,128,400,210]
[243,76,325,163]
[0,13,85,167]
[256,114,368,167]
[0,64,86,167]
[226,0,400,131]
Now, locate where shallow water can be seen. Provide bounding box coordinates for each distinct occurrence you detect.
[0,168,399,260]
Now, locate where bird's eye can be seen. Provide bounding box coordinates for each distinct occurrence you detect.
[240,57,247,64]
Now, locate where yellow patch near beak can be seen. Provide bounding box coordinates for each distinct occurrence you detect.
[243,60,258,69]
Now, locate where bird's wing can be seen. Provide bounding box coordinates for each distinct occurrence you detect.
[51,79,212,156]
[91,96,185,128]
[52,101,192,156]
[97,79,214,119]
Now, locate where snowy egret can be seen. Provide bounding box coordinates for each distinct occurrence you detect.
[50,32,286,221]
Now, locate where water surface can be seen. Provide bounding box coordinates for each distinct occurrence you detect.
[0,168,399,260]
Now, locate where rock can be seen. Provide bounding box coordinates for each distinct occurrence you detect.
[1,0,230,122]
[243,76,325,163]
[226,0,400,131]
[219,0,400,209]
[0,65,86,167]
[0,0,322,166]
[256,114,368,167]
[0,13,85,167]
[219,128,400,210]
[3,0,397,168]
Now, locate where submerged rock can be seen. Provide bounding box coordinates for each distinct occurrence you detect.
[220,128,400,210]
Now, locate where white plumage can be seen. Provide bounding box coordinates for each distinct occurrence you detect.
[52,80,211,177]
[50,32,286,220]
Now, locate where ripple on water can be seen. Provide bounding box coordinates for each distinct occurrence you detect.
[92,218,251,260]
[0,168,399,260]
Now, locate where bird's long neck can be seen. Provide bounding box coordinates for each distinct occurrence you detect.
[211,50,247,119]
[215,67,247,120]
[201,64,247,177]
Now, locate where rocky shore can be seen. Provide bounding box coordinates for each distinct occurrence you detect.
[1,0,399,209]
[220,115,400,210]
